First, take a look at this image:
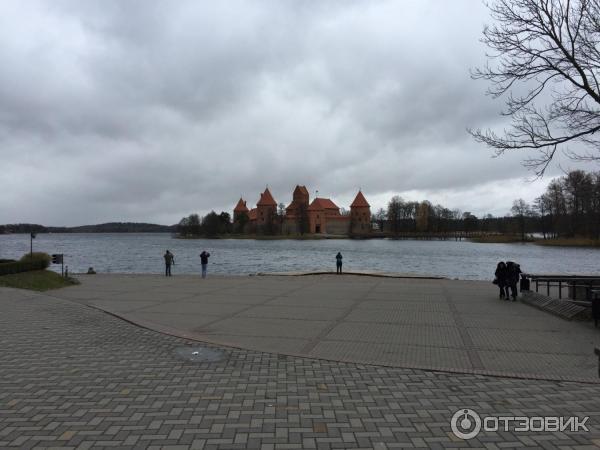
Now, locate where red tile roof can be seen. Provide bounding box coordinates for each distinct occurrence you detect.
[234,198,249,212]
[350,191,370,208]
[248,208,257,220]
[317,197,339,210]
[257,188,277,206]
[307,199,323,211]
[308,197,339,211]
[285,199,304,213]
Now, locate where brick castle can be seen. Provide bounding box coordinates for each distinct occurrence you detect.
[233,186,371,235]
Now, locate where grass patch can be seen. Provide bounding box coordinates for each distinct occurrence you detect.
[534,237,600,248]
[0,270,79,291]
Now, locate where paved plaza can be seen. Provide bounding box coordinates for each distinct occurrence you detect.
[1,283,600,449]
[50,274,600,382]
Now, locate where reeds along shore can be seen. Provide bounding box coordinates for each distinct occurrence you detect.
[533,237,600,247]
[471,235,600,247]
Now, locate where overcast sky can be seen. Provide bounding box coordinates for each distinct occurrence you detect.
[0,0,590,226]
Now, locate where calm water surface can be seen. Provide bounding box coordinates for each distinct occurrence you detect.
[0,233,598,280]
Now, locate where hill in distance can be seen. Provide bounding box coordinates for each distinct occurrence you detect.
[0,222,176,234]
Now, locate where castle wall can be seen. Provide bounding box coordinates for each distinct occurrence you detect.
[325,217,350,235]
[351,206,371,234]
[282,220,299,235]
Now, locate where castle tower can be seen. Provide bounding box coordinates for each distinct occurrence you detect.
[292,185,309,207]
[233,197,249,222]
[283,185,310,234]
[350,190,371,234]
[285,185,309,218]
[256,187,277,228]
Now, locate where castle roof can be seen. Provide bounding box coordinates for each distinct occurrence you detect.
[257,188,277,206]
[317,198,339,210]
[234,198,249,212]
[308,197,340,211]
[293,185,309,197]
[248,208,257,221]
[350,190,370,208]
[286,199,304,212]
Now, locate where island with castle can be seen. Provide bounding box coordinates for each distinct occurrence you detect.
[232,186,371,236]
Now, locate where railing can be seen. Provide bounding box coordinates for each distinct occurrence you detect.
[593,289,600,328]
[522,275,600,328]
[522,274,600,301]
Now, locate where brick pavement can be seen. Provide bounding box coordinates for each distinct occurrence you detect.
[50,274,600,382]
[1,286,600,449]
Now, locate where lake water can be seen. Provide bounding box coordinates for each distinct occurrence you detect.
[0,233,598,280]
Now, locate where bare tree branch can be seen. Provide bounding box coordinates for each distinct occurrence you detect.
[470,0,600,174]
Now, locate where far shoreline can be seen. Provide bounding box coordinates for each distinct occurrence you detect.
[176,233,600,248]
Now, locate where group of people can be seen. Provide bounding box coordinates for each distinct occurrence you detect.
[164,252,524,299]
[494,261,522,301]
[163,250,345,277]
[163,250,210,278]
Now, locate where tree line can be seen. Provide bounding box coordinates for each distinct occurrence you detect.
[377,198,485,235]
[177,212,232,237]
[378,169,599,240]
[515,169,600,240]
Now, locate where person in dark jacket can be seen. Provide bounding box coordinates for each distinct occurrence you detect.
[199,250,210,278]
[335,252,343,274]
[164,250,175,277]
[494,261,508,299]
[506,261,521,301]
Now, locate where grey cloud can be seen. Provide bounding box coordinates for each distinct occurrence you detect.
[0,0,581,225]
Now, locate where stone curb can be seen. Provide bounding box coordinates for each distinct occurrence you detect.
[256,271,447,279]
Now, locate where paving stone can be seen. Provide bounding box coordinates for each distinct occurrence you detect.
[1,282,600,449]
[50,275,600,380]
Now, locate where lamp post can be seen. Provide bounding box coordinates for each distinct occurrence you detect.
[30,232,36,258]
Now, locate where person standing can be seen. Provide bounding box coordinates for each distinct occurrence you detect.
[163,250,175,276]
[494,261,508,299]
[199,250,210,278]
[335,252,343,274]
[506,261,521,301]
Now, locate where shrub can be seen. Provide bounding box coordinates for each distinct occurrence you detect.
[0,252,51,276]
[20,252,51,269]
